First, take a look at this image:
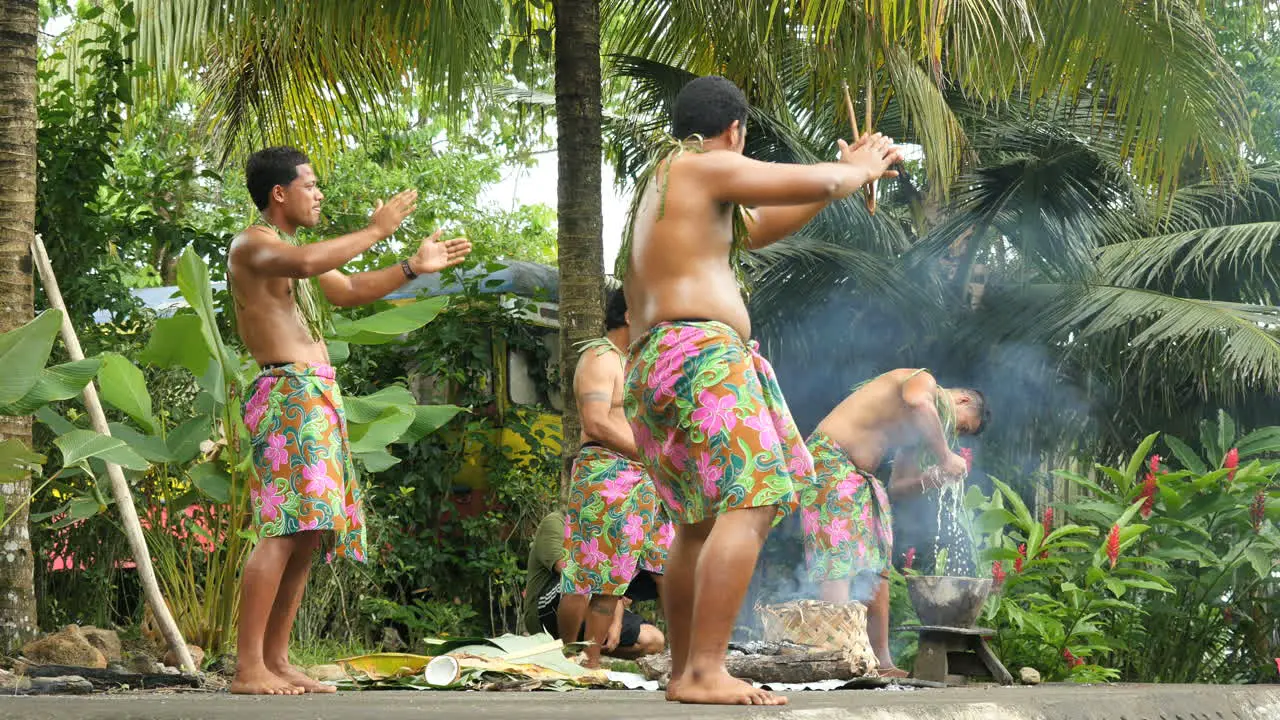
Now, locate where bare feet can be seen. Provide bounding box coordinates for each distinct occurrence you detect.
[230,666,304,695]
[664,675,682,702]
[879,666,910,679]
[671,670,787,705]
[269,664,338,694]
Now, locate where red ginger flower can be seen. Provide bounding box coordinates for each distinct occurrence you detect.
[1224,448,1239,483]
[1250,490,1266,533]
[1015,543,1026,573]
[904,547,916,570]
[1140,471,1157,519]
[991,561,1006,586]
[1106,524,1121,568]
[1063,648,1084,668]
[1149,454,1161,474]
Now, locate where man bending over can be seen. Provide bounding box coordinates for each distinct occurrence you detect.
[799,369,988,676]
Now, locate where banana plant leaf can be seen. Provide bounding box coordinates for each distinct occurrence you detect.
[334,633,605,691]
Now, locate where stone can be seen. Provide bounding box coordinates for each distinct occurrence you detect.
[163,644,204,670]
[20,626,107,669]
[125,651,161,675]
[306,664,348,682]
[0,669,22,691]
[27,675,94,695]
[381,627,406,652]
[1019,666,1042,685]
[214,653,237,678]
[81,626,122,662]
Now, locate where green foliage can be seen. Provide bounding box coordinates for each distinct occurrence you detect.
[36,0,144,327]
[360,596,481,641]
[343,267,560,640]
[972,414,1279,683]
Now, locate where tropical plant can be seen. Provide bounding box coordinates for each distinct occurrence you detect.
[4,247,464,655]
[349,268,561,638]
[971,420,1280,683]
[604,0,1252,205]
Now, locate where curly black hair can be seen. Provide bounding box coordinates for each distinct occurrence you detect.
[672,76,748,141]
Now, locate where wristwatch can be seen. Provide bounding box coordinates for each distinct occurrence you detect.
[400,259,418,280]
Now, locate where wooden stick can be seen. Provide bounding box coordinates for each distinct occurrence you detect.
[841,82,861,141]
[864,67,877,215]
[29,234,196,674]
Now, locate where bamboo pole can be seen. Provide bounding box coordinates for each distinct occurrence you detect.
[29,235,196,673]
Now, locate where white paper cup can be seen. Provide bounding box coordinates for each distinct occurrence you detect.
[424,655,460,686]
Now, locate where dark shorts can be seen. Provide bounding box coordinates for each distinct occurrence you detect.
[536,570,659,649]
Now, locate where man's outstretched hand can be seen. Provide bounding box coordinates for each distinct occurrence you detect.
[410,229,473,274]
[371,190,418,238]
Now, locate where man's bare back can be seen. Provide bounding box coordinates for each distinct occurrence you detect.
[816,369,973,477]
[816,369,932,469]
[229,226,330,367]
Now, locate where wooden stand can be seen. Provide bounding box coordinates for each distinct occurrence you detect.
[895,625,1013,686]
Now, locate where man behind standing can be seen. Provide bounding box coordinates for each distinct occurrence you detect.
[559,288,674,668]
[228,146,471,694]
[798,369,987,676]
[618,76,903,705]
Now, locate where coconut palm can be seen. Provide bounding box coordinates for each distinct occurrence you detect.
[0,0,41,650]
[603,52,1280,477]
[602,0,1252,207]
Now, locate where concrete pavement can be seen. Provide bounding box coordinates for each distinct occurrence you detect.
[1,685,1279,720]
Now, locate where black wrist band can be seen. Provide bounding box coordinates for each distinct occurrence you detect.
[400,259,418,279]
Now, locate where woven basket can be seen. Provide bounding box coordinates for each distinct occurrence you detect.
[757,600,879,677]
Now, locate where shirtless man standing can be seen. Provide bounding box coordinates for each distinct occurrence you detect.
[228,146,471,695]
[799,369,988,675]
[559,288,673,668]
[618,76,903,705]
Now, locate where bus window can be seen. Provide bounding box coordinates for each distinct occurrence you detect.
[508,349,540,406]
[544,332,563,412]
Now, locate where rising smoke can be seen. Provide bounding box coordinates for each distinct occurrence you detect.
[735,279,1095,639]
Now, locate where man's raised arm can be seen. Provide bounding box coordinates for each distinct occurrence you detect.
[316,230,472,308]
[230,190,418,279]
[697,134,903,248]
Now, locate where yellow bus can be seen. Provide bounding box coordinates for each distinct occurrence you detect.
[384,260,564,490]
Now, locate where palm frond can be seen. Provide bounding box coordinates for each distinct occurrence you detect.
[975,282,1280,392]
[1026,0,1250,200]
[53,1,504,165]
[1097,222,1280,303]
[880,44,969,199]
[910,120,1138,279]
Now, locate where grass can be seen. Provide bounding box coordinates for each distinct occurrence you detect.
[290,638,378,668]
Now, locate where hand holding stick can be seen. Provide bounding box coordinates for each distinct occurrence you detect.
[840,82,877,215]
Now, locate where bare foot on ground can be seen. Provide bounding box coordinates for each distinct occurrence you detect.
[664,675,682,702]
[270,664,338,694]
[671,670,787,705]
[879,666,910,679]
[230,666,304,695]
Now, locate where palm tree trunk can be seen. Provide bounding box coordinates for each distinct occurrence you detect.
[0,0,40,650]
[552,0,604,499]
